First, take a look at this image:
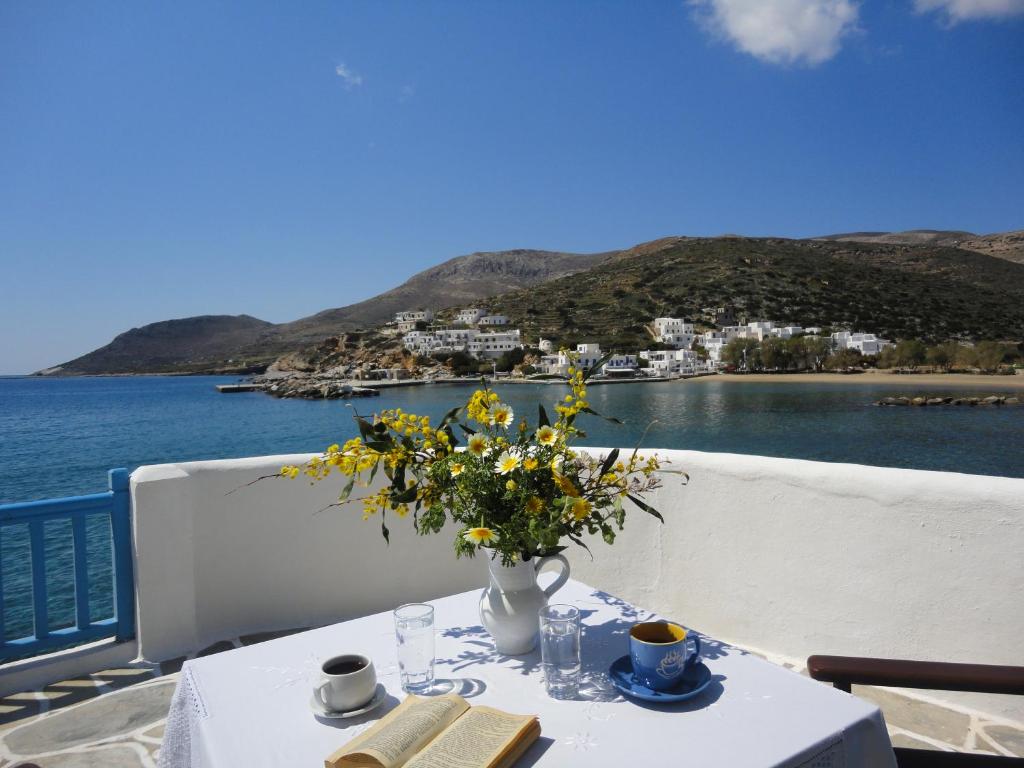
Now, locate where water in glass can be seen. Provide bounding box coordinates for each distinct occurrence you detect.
[394,603,435,693]
[539,604,581,699]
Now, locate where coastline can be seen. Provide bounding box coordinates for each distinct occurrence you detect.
[693,372,1024,388]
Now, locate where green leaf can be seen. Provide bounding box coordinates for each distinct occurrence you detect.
[566,533,593,560]
[538,404,550,428]
[599,448,620,478]
[381,518,390,545]
[393,484,418,504]
[627,494,664,523]
[338,474,356,502]
[356,416,375,439]
[581,406,623,425]
[584,351,616,381]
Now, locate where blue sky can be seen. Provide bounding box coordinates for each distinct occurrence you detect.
[1,1,1022,373]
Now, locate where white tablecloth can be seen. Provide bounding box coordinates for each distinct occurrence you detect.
[159,580,895,768]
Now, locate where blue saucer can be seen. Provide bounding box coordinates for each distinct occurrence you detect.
[608,655,713,703]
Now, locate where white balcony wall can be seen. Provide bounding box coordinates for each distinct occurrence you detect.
[130,455,487,663]
[129,450,1024,721]
[568,449,1024,723]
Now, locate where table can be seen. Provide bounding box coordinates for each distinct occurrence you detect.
[159,580,896,767]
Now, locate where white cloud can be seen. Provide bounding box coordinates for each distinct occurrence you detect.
[690,0,860,66]
[914,0,1024,23]
[335,63,363,89]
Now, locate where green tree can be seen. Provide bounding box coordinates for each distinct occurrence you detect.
[804,337,832,371]
[895,339,927,369]
[495,347,527,373]
[876,346,898,369]
[722,338,760,371]
[824,348,863,371]
[975,341,1011,373]
[760,337,790,371]
[926,342,959,372]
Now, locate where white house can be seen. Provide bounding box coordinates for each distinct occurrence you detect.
[394,309,434,324]
[456,308,487,325]
[653,318,695,349]
[467,330,522,359]
[601,354,638,377]
[831,332,892,356]
[478,315,509,327]
[537,342,603,377]
[639,348,705,377]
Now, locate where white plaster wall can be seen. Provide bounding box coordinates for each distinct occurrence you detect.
[129,449,1024,720]
[131,454,487,663]
[566,449,1024,722]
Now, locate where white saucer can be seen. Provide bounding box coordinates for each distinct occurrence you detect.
[310,684,387,719]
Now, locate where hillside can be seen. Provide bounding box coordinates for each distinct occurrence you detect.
[817,229,1024,265]
[485,237,1024,350]
[273,249,607,347]
[42,249,603,375]
[37,315,280,376]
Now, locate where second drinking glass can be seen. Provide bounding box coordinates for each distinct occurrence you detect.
[394,603,435,693]
[539,603,581,699]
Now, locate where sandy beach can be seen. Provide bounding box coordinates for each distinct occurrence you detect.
[692,371,1024,389]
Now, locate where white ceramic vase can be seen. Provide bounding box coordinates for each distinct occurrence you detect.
[479,553,570,655]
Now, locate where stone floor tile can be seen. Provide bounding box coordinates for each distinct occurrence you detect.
[88,669,155,691]
[890,733,943,751]
[25,744,146,767]
[982,725,1024,757]
[0,695,44,733]
[4,681,175,756]
[853,686,971,745]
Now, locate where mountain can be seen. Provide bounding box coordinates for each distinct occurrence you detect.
[41,249,603,375]
[816,230,1024,265]
[36,315,280,376]
[271,249,608,348]
[485,236,1024,349]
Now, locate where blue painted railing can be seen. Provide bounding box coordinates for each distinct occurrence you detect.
[0,469,136,662]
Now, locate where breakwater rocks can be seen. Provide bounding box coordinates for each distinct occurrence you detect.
[260,377,380,400]
[875,395,1020,407]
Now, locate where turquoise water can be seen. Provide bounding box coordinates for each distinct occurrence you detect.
[1,374,1022,645]
[3,374,1024,504]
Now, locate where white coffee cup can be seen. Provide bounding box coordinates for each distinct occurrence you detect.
[314,654,377,712]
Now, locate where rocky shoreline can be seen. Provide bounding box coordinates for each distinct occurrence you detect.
[875,395,1020,407]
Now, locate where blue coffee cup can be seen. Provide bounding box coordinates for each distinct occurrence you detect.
[629,621,701,691]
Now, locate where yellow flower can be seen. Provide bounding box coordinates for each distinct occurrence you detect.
[468,435,488,456]
[570,497,591,520]
[494,451,521,475]
[554,472,580,497]
[535,425,557,446]
[489,403,514,428]
[525,497,544,515]
[463,527,499,545]
[505,479,517,491]
[523,457,539,471]
[450,462,464,477]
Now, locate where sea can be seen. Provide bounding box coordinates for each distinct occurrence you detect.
[1,374,1023,644]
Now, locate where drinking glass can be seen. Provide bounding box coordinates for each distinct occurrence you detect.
[394,603,435,693]
[539,603,581,699]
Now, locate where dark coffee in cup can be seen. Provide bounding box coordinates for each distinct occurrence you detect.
[324,658,367,675]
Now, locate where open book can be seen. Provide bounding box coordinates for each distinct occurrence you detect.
[325,693,540,768]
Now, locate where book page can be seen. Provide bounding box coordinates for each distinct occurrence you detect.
[327,694,470,768]
[404,706,539,768]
